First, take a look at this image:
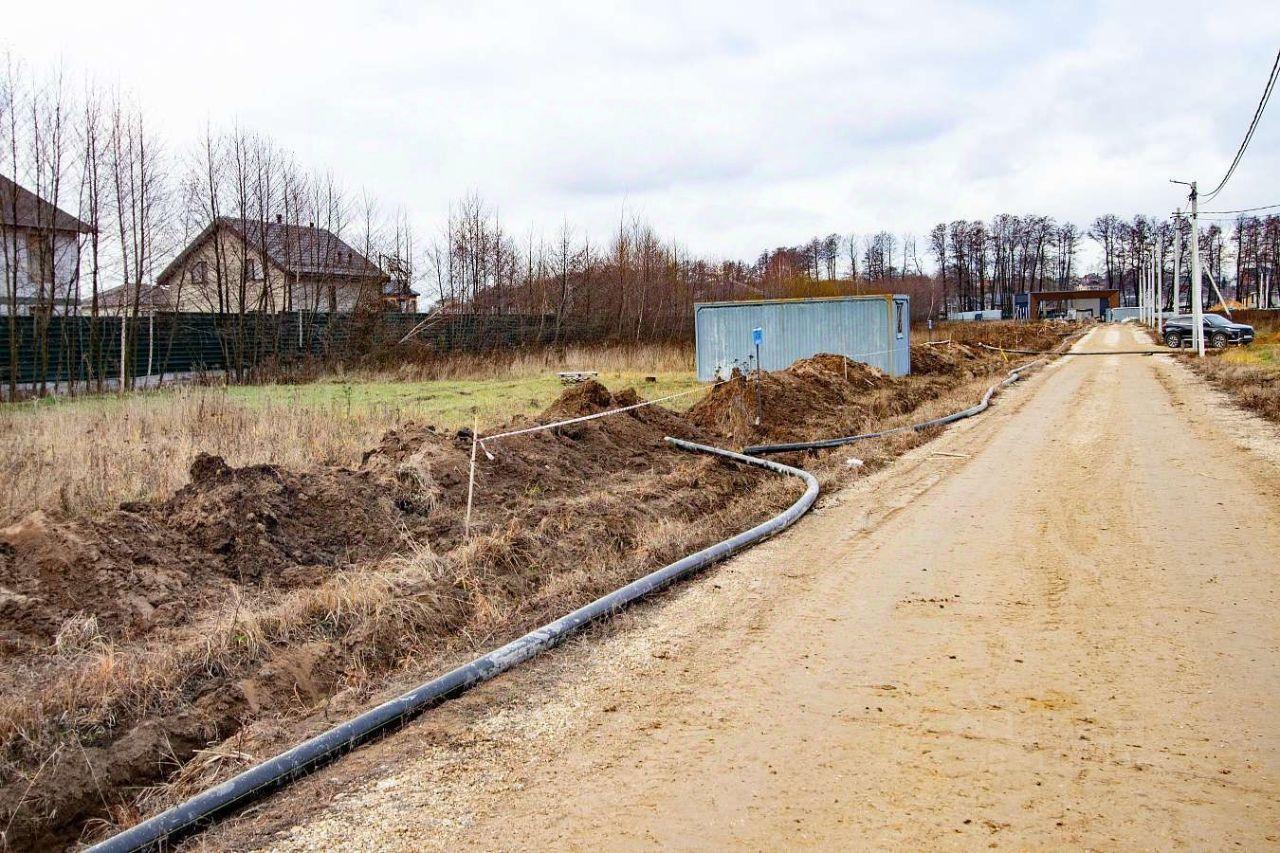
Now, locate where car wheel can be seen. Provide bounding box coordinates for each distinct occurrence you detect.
[1211,332,1229,349]
[1165,332,1181,349]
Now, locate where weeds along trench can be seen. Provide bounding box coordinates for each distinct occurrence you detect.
[742,355,1046,456]
[89,442,818,853]
[0,322,1076,851]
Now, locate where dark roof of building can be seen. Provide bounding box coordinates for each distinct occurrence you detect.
[0,175,94,234]
[1031,289,1120,299]
[95,282,175,310]
[157,216,388,285]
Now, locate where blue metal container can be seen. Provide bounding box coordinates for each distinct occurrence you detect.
[694,295,910,381]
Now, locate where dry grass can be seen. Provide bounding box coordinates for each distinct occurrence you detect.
[0,391,406,525]
[360,341,694,382]
[0,342,696,525]
[922,319,1080,351]
[0,466,802,846]
[1189,310,1280,424]
[1,329,1083,848]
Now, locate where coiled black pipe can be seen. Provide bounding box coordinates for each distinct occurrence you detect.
[743,358,1044,457]
[89,438,819,853]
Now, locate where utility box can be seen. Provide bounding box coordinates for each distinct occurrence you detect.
[694,295,911,381]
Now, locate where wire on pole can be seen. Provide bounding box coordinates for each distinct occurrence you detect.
[1198,202,1280,215]
[1203,48,1280,202]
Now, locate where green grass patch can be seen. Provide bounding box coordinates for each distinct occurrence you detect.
[226,370,703,429]
[1219,333,1280,369]
[4,370,704,432]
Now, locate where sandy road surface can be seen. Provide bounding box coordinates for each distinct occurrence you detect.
[251,324,1280,851]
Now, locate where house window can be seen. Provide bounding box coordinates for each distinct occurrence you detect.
[25,233,54,284]
[191,261,208,284]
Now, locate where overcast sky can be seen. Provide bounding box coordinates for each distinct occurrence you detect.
[5,1,1279,268]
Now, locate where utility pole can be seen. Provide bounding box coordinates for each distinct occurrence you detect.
[1152,251,1162,326]
[1141,251,1152,324]
[1190,182,1204,356]
[1173,210,1183,315]
[1141,252,1152,325]
[1171,182,1205,355]
[1155,238,1164,334]
[1149,250,1156,327]
[1143,249,1151,326]
[1152,249,1162,325]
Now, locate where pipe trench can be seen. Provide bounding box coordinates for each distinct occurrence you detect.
[743,358,1046,457]
[90,438,819,853]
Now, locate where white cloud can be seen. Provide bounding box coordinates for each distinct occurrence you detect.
[4,0,1278,266]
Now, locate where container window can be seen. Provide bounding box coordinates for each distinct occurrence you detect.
[895,300,905,338]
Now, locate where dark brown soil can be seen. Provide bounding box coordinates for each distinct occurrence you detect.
[0,328,1076,851]
[0,381,742,850]
[908,341,985,376]
[686,351,995,446]
[1,461,412,652]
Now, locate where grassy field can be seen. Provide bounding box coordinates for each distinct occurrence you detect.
[0,327,1043,524]
[1218,329,1280,367]
[1212,309,1280,369]
[0,345,700,523]
[221,369,703,423]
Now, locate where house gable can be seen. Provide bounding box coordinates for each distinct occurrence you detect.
[0,175,94,234]
[156,218,390,313]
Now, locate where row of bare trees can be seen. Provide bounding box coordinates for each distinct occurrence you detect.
[8,53,1279,388]
[422,209,1084,333]
[1089,213,1280,311]
[927,216,1083,313]
[421,196,1280,340]
[2,57,416,392]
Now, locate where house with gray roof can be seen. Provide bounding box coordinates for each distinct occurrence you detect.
[156,216,393,313]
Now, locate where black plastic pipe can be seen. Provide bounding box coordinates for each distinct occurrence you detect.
[976,343,1168,356]
[88,438,819,853]
[743,359,1044,457]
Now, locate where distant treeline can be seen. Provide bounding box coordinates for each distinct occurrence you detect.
[6,55,1277,393]
[429,201,1280,338]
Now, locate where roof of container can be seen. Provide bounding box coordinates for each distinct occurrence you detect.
[695,294,907,309]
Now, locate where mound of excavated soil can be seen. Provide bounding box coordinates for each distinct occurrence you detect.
[0,380,768,850]
[687,353,904,445]
[364,381,702,530]
[0,383,707,655]
[909,341,985,376]
[0,457,414,651]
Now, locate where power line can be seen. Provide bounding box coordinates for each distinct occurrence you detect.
[1203,48,1280,201]
[1198,202,1280,215]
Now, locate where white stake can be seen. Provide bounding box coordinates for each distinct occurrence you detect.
[465,414,479,538]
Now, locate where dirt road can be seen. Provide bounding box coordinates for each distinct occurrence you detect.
[254,324,1280,851]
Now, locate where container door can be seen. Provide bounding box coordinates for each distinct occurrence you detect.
[893,298,910,375]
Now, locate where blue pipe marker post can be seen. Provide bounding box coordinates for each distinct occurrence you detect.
[752,326,764,426]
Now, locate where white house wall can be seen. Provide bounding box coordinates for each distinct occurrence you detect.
[0,228,83,314]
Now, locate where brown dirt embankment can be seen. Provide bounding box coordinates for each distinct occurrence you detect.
[0,380,765,851]
[0,322,1075,851]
